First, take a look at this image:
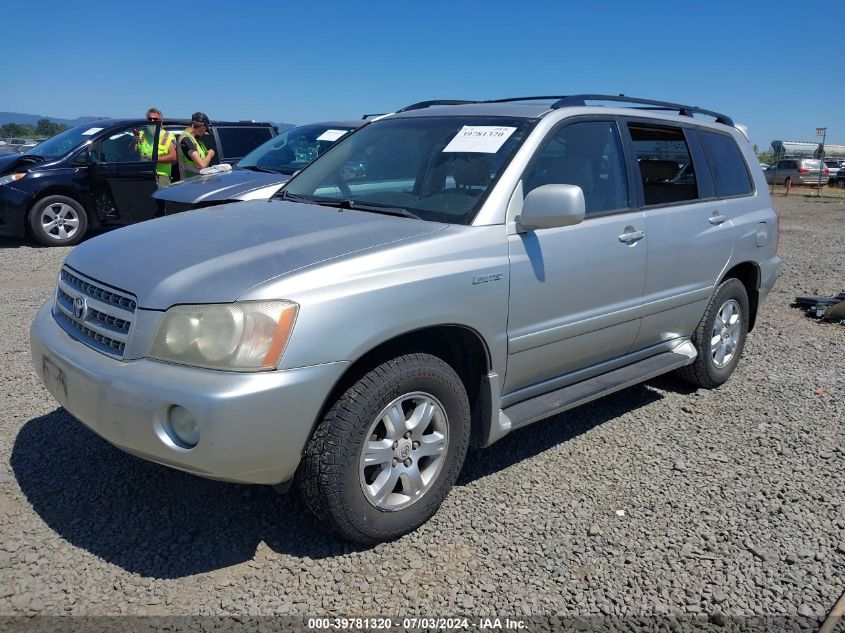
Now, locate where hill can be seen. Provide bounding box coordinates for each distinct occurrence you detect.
[0,111,296,131]
[0,112,107,127]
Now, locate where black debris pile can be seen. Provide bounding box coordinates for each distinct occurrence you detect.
[792,292,845,321]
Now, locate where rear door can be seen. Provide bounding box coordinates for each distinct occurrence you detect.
[627,122,736,350]
[88,123,159,224]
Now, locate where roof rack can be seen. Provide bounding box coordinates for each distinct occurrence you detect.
[484,96,570,104]
[392,94,734,126]
[550,94,734,126]
[396,100,481,113]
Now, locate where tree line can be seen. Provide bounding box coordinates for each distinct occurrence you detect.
[1,119,69,139]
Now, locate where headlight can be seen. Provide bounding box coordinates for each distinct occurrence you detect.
[0,173,25,186]
[149,301,298,371]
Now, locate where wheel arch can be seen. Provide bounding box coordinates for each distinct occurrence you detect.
[26,187,97,229]
[305,324,493,461]
[719,261,760,331]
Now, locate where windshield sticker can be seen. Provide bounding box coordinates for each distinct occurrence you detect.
[81,128,103,136]
[442,126,517,153]
[316,129,349,142]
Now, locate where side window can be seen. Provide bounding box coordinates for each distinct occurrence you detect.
[215,126,273,160]
[684,130,716,199]
[628,124,699,206]
[98,124,155,163]
[524,121,629,215]
[699,130,753,197]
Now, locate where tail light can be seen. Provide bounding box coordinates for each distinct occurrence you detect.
[824,168,830,174]
[798,168,809,174]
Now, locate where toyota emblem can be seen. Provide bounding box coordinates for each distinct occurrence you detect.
[73,296,86,320]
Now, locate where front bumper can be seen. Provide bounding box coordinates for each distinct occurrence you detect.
[30,301,349,485]
[0,185,28,238]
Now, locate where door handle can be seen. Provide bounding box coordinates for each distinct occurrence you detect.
[709,212,727,225]
[618,228,645,244]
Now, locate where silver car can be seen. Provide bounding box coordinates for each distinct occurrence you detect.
[764,158,829,186]
[152,120,363,213]
[31,94,780,543]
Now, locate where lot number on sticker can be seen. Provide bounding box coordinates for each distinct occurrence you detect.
[442,126,517,153]
[82,128,103,136]
[316,129,349,142]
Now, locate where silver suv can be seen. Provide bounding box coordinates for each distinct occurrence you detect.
[30,95,781,544]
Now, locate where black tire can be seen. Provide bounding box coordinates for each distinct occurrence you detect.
[299,353,471,544]
[28,195,88,247]
[676,278,749,389]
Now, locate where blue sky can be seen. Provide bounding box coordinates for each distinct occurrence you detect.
[5,1,844,150]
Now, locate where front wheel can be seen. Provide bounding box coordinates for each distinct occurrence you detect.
[299,353,471,544]
[28,195,88,246]
[676,278,749,389]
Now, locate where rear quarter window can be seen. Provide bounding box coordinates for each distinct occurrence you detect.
[699,130,753,197]
[216,126,274,160]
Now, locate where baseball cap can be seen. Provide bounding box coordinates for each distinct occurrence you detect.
[191,112,212,129]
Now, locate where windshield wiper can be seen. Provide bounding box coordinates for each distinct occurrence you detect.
[240,165,279,174]
[317,199,421,220]
[274,190,313,203]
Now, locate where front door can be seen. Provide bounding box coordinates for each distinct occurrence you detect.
[88,123,159,224]
[505,119,647,396]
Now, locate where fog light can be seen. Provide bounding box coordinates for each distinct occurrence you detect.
[166,405,199,449]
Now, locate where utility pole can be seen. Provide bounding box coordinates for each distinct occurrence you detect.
[816,127,827,195]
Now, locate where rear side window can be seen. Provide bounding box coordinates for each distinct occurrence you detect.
[215,126,274,159]
[524,121,629,215]
[628,124,699,206]
[699,130,753,197]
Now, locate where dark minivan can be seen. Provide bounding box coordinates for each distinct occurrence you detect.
[0,118,276,246]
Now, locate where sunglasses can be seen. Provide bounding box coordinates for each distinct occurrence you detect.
[147,117,161,122]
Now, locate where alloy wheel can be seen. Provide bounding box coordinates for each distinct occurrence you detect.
[359,391,449,511]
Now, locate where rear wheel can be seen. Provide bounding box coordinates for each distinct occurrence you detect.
[676,278,749,389]
[299,353,470,544]
[28,195,88,246]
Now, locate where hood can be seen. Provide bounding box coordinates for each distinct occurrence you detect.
[64,200,445,309]
[0,152,25,173]
[0,153,56,175]
[152,168,290,204]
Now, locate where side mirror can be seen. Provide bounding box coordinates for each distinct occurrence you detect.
[516,184,585,232]
[71,147,97,166]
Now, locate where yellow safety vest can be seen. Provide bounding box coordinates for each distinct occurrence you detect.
[177,130,208,180]
[138,129,175,178]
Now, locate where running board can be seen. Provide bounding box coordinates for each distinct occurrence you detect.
[502,342,696,430]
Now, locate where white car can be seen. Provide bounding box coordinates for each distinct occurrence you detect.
[824,159,843,184]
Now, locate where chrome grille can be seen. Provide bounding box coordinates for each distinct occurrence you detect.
[53,267,137,359]
[60,269,137,311]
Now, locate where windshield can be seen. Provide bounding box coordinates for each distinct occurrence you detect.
[238,124,357,175]
[281,116,534,225]
[26,124,103,157]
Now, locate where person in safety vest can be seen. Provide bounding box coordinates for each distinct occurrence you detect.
[134,107,177,188]
[177,112,216,180]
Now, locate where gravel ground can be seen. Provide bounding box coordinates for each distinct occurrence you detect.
[0,195,843,627]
